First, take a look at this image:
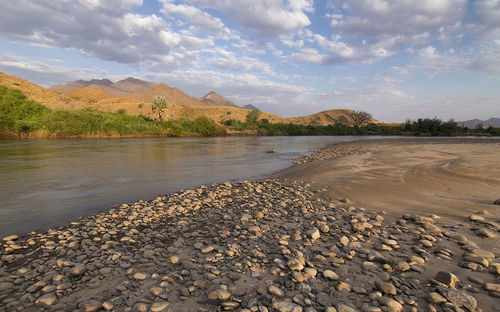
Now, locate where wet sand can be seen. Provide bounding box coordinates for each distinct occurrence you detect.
[281,138,500,223]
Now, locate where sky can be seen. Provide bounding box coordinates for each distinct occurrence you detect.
[0,0,499,122]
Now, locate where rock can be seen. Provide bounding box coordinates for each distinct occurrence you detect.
[201,246,215,253]
[336,304,358,312]
[378,297,402,312]
[134,302,149,312]
[394,261,410,272]
[337,282,351,292]
[272,300,303,312]
[308,228,321,240]
[427,292,446,303]
[71,264,87,276]
[484,283,500,292]
[27,281,46,293]
[269,285,284,297]
[464,255,489,267]
[208,289,231,301]
[435,271,460,289]
[2,234,18,241]
[0,282,14,291]
[437,287,477,312]
[150,301,170,312]
[476,229,495,238]
[368,251,388,264]
[102,301,113,310]
[339,236,350,246]
[133,272,147,280]
[494,199,500,205]
[170,255,180,264]
[303,267,317,278]
[375,281,396,295]
[352,223,365,232]
[35,293,58,308]
[323,270,339,281]
[288,258,304,271]
[469,214,485,222]
[79,299,101,312]
[490,263,500,275]
[421,222,441,232]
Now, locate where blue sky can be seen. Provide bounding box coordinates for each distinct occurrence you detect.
[0,0,499,122]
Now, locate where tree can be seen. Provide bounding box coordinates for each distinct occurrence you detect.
[245,109,261,125]
[152,95,168,119]
[348,110,373,127]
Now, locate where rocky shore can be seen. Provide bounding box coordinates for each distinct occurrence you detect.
[1,142,500,312]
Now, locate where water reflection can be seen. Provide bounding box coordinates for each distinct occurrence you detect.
[0,136,388,236]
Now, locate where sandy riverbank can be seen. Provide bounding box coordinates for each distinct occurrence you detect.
[0,139,499,312]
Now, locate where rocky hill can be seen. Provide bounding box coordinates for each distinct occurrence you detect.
[287,109,378,126]
[201,91,238,107]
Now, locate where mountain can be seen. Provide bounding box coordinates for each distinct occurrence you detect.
[200,91,238,107]
[241,104,259,110]
[459,118,500,128]
[50,79,113,94]
[287,109,378,126]
[50,77,153,97]
[130,83,204,106]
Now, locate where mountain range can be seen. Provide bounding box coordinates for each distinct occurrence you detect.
[1,71,385,126]
[458,118,500,128]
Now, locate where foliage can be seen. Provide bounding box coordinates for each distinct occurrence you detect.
[245,109,261,126]
[0,86,51,131]
[152,95,168,119]
[348,110,373,127]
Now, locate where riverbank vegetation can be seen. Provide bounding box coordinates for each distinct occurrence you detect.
[0,86,225,138]
[1,86,498,138]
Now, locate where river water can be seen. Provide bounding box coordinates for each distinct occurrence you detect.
[0,136,392,236]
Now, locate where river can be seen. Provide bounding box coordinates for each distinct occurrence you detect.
[0,136,394,236]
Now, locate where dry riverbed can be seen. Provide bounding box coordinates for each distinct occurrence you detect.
[1,139,499,312]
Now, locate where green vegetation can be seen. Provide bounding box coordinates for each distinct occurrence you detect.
[0,86,498,139]
[0,86,225,137]
[152,95,168,119]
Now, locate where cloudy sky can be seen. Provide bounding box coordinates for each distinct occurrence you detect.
[0,0,499,121]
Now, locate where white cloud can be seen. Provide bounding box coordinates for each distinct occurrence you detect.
[472,0,500,37]
[326,0,467,61]
[209,49,275,75]
[142,69,313,115]
[0,53,109,87]
[0,0,210,69]
[185,0,312,37]
[160,1,224,34]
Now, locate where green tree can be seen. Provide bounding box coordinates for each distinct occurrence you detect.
[152,95,168,119]
[245,109,261,125]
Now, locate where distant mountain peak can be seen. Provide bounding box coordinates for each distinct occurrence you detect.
[242,104,258,110]
[200,91,238,107]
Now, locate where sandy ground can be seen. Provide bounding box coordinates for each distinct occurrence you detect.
[280,139,500,222]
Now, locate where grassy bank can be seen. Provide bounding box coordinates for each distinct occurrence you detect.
[1,86,498,139]
[0,86,226,138]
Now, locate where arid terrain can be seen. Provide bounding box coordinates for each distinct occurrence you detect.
[0,71,381,126]
[1,139,499,312]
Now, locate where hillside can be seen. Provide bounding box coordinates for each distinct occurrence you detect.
[459,118,500,128]
[200,91,238,107]
[287,109,378,126]
[67,87,112,104]
[0,72,83,110]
